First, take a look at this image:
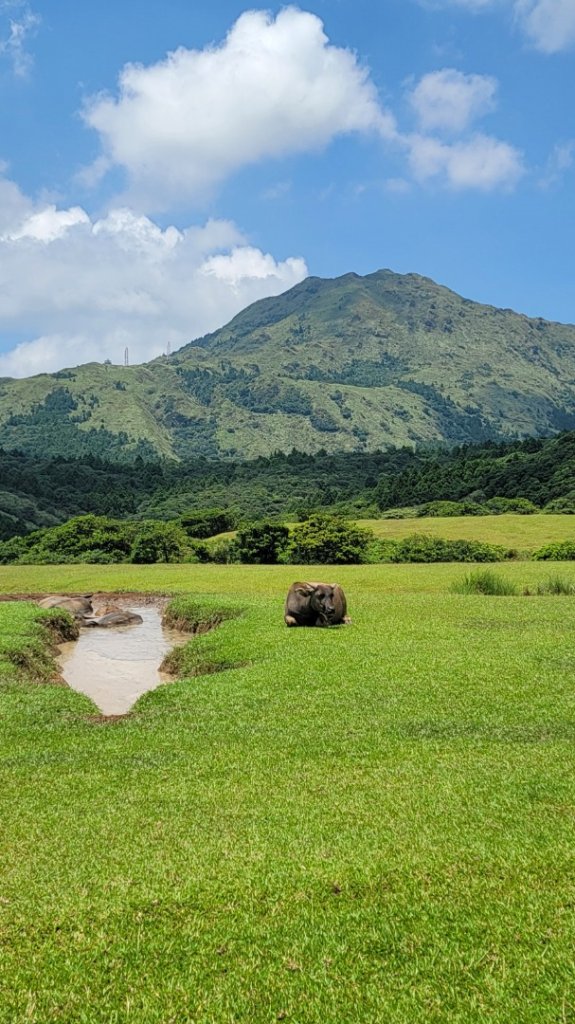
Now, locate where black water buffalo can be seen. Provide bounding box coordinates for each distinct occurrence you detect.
[284,581,351,627]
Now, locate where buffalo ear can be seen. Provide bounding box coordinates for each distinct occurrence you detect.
[294,583,315,596]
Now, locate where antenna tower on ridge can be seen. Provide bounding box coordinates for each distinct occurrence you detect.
[166,340,171,357]
[124,347,129,367]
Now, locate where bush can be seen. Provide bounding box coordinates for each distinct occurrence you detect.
[287,515,372,564]
[235,522,289,564]
[0,514,137,564]
[382,534,507,564]
[180,508,237,539]
[207,538,240,564]
[451,570,519,596]
[483,496,539,515]
[415,500,485,518]
[533,541,575,560]
[365,538,402,563]
[130,522,189,563]
[543,496,575,514]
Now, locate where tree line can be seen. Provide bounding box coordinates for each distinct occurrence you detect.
[1,430,575,543]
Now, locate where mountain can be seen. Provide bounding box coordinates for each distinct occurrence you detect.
[1,269,575,460]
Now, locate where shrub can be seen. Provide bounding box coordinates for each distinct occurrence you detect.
[533,541,575,561]
[0,515,138,564]
[287,514,372,564]
[483,497,539,515]
[365,538,401,563]
[389,534,507,564]
[451,570,519,596]
[235,522,290,564]
[379,507,418,520]
[530,575,575,595]
[207,538,240,564]
[130,522,189,563]
[543,496,575,514]
[179,508,237,539]
[415,500,485,518]
[185,540,212,563]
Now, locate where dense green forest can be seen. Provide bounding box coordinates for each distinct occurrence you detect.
[2,429,575,543]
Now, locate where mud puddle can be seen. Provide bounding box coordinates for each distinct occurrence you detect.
[57,604,186,716]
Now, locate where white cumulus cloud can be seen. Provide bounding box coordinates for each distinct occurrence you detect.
[4,205,90,242]
[407,131,525,188]
[0,177,308,377]
[404,67,523,190]
[409,68,498,133]
[82,6,395,210]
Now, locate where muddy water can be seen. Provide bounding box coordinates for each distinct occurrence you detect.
[57,605,186,716]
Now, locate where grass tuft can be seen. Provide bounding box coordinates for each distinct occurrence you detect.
[451,569,519,595]
[526,574,575,596]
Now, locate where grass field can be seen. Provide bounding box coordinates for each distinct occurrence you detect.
[2,562,575,1022]
[214,513,575,555]
[359,513,575,552]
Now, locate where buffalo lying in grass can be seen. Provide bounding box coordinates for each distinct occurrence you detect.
[284,582,351,628]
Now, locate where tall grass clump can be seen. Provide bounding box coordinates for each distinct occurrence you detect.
[451,569,519,596]
[531,575,575,596]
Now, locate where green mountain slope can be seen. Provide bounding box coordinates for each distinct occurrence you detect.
[1,269,575,459]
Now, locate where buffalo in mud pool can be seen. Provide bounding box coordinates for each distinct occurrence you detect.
[37,595,143,628]
[38,595,93,618]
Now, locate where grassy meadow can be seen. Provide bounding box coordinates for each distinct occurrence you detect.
[2,559,575,1021]
[360,512,575,552]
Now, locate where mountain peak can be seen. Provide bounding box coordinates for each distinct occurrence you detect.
[1,269,575,461]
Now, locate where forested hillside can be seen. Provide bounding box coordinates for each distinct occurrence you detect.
[2,430,575,539]
[1,270,575,459]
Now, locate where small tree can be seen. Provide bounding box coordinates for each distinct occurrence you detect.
[288,514,372,564]
[130,522,189,563]
[180,508,237,539]
[235,521,290,564]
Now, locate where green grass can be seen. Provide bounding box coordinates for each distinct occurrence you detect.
[450,569,519,596]
[360,513,575,552]
[530,575,575,596]
[4,558,575,596]
[2,564,575,1022]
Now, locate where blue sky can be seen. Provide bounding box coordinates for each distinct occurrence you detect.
[0,0,573,375]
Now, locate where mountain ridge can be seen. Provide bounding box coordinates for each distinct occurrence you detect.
[1,268,574,460]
